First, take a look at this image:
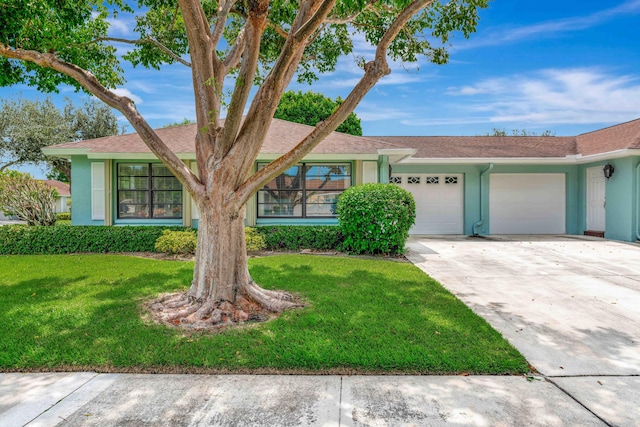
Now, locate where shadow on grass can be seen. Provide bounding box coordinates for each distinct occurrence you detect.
[0,255,529,374]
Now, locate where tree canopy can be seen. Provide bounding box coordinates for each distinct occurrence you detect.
[0,96,120,181]
[0,0,490,328]
[275,90,362,136]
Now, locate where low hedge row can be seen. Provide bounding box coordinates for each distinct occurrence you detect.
[0,224,344,255]
[255,226,344,251]
[0,225,186,255]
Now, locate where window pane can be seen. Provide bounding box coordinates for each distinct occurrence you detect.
[118,164,149,177]
[118,176,148,190]
[261,165,303,190]
[119,203,149,218]
[153,191,182,204]
[257,190,303,217]
[305,190,341,216]
[152,176,181,190]
[304,164,351,191]
[153,204,182,218]
[152,164,173,177]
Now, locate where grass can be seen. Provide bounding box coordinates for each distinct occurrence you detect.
[0,254,529,374]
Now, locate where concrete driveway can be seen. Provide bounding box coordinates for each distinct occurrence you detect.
[406,235,640,426]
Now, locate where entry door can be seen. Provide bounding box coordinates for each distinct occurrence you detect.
[586,167,606,231]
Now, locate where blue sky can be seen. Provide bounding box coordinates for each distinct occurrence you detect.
[3,0,640,177]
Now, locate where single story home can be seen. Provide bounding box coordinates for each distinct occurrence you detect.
[42,179,71,213]
[43,117,640,242]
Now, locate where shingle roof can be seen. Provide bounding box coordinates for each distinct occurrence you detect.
[47,117,640,160]
[42,180,70,196]
[372,136,578,158]
[576,118,640,156]
[49,118,401,156]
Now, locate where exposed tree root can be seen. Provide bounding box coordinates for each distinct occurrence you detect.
[147,283,303,332]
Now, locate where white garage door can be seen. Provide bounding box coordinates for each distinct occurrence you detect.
[490,174,565,234]
[392,174,464,234]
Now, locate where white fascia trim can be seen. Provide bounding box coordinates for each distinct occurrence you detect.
[256,153,380,161]
[378,148,417,164]
[41,148,88,158]
[392,149,640,165]
[86,152,195,160]
[398,156,580,165]
[574,149,640,164]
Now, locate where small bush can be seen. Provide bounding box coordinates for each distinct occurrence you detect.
[0,225,186,255]
[56,212,71,221]
[245,227,266,251]
[337,183,415,255]
[154,229,197,255]
[255,226,343,251]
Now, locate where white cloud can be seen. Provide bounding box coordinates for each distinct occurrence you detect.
[107,16,134,36]
[113,88,143,104]
[456,0,640,50]
[424,68,640,126]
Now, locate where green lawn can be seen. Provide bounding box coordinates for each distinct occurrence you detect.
[0,254,529,374]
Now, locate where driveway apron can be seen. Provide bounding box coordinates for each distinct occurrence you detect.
[406,235,640,426]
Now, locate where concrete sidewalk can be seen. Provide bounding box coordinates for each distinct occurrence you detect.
[0,372,607,426]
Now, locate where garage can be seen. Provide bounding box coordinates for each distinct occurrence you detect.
[489,173,565,234]
[391,173,464,234]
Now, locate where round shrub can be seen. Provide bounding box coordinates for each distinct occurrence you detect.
[154,229,197,255]
[337,183,415,255]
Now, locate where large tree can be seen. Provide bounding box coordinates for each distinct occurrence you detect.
[0,0,489,328]
[0,96,120,182]
[275,90,363,136]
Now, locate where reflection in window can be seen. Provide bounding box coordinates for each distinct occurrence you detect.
[257,163,351,218]
[117,163,182,219]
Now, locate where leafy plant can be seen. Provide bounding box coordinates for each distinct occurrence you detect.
[0,170,57,226]
[337,183,416,255]
[245,227,266,251]
[255,226,344,251]
[55,212,71,221]
[0,225,185,255]
[154,229,197,255]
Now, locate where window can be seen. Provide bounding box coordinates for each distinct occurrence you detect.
[390,176,402,184]
[425,176,439,184]
[407,176,420,184]
[445,176,458,184]
[257,163,351,218]
[117,163,182,219]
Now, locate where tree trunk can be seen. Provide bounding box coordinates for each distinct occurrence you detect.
[149,189,300,329]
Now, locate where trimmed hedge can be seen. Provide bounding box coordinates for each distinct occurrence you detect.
[255,226,344,251]
[0,225,186,255]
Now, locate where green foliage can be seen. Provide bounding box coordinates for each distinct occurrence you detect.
[337,183,416,255]
[485,128,556,137]
[154,229,197,255]
[0,96,119,181]
[0,254,528,373]
[274,91,362,136]
[255,226,344,251]
[245,227,267,251]
[0,170,57,226]
[0,225,185,255]
[55,212,71,221]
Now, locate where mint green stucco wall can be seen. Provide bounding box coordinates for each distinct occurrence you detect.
[70,156,104,225]
[578,157,640,242]
[391,163,579,236]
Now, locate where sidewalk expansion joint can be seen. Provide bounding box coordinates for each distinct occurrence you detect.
[338,376,343,427]
[543,375,612,427]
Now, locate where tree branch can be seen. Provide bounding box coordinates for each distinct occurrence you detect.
[0,43,204,200]
[218,0,269,161]
[82,37,192,67]
[235,0,435,205]
[325,0,378,24]
[211,0,235,47]
[0,160,20,172]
